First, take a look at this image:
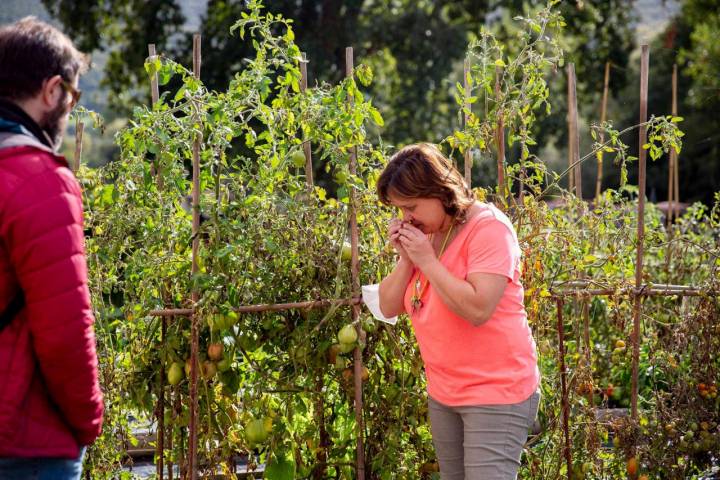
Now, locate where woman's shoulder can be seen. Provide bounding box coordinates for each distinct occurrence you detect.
[464,202,517,239]
[466,202,511,226]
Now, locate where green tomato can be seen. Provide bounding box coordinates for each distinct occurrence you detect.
[225,311,239,327]
[167,362,184,385]
[263,417,273,433]
[202,360,218,380]
[341,241,352,262]
[338,341,355,354]
[337,324,358,345]
[245,418,269,444]
[290,149,306,168]
[334,168,349,184]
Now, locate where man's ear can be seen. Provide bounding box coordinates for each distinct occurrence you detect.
[41,75,64,109]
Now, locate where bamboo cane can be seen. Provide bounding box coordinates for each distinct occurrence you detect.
[346,46,366,480]
[188,33,202,480]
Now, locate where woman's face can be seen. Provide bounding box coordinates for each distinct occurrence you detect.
[387,192,450,234]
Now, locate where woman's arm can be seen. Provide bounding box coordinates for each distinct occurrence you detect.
[417,259,507,326]
[397,221,511,326]
[378,257,414,317]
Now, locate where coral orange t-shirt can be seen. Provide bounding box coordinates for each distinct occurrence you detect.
[403,202,540,406]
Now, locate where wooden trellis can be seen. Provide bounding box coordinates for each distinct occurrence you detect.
[73,38,697,479]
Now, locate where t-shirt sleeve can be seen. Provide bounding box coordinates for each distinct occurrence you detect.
[466,218,519,281]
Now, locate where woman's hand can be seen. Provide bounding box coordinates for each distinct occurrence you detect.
[397,223,436,268]
[388,218,411,262]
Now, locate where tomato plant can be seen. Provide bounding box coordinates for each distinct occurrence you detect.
[78,1,717,478]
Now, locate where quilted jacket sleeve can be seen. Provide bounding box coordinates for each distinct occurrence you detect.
[1,156,104,445]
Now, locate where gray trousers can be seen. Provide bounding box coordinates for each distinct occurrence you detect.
[428,390,540,480]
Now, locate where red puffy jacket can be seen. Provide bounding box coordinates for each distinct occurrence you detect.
[0,136,104,458]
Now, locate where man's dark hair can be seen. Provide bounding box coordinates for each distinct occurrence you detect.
[0,16,89,101]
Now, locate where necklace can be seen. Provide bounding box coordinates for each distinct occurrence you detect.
[410,219,456,313]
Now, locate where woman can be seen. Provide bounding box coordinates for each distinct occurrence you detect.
[377,143,540,480]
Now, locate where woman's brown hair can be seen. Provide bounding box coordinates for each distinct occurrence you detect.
[377,143,475,221]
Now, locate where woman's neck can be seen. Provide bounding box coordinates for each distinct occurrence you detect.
[437,214,454,233]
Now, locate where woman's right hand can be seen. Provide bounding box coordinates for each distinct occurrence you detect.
[380,218,415,317]
[389,218,411,262]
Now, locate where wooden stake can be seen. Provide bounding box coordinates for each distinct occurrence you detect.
[156,317,166,480]
[668,64,679,224]
[311,375,329,479]
[567,64,582,200]
[495,66,505,204]
[582,299,593,406]
[300,53,314,190]
[148,44,163,188]
[556,299,573,479]
[73,119,84,173]
[167,347,175,480]
[346,46,366,480]
[631,45,649,423]
[596,61,610,201]
[463,58,472,186]
[673,70,680,218]
[666,64,678,282]
[567,76,574,194]
[188,32,202,480]
[148,44,160,105]
[148,297,362,317]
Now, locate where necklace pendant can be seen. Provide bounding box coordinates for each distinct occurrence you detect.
[411,295,422,313]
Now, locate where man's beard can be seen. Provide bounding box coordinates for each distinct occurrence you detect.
[39,96,69,149]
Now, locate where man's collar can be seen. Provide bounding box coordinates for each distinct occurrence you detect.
[0,98,55,150]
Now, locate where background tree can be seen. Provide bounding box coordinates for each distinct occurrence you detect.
[608,0,720,205]
[40,1,634,148]
[43,0,720,204]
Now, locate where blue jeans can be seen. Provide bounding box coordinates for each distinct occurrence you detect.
[0,447,85,480]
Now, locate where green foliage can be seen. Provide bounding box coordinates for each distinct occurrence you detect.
[446,1,564,200]
[81,4,429,477]
[76,2,718,479]
[41,0,637,172]
[606,0,720,206]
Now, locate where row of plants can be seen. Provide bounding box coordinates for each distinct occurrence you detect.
[79,1,717,478]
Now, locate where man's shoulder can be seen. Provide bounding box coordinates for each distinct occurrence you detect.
[0,145,75,207]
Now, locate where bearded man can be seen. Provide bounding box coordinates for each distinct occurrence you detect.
[0,16,103,479]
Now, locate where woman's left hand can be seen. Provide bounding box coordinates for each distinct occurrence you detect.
[397,223,436,268]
